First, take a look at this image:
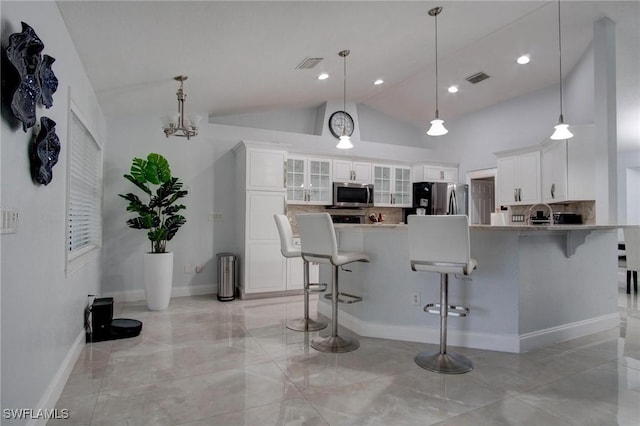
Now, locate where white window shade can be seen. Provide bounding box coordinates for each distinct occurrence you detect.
[66,105,102,274]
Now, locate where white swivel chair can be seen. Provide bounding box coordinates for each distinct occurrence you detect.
[274,215,327,332]
[623,227,639,294]
[408,214,477,374]
[296,213,370,353]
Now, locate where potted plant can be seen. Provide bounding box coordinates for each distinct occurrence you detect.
[119,153,187,310]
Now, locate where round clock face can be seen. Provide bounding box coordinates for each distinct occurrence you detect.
[328,111,354,139]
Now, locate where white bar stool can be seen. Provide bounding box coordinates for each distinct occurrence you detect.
[408,214,477,374]
[296,213,370,353]
[274,215,327,332]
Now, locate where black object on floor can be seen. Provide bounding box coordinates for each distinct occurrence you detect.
[85,297,143,342]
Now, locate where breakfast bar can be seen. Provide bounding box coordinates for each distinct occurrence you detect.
[316,224,619,353]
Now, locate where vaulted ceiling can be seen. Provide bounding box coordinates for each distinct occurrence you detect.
[57,1,639,151]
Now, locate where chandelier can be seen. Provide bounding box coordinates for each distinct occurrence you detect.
[161,75,200,140]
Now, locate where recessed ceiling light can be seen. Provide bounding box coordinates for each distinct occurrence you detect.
[374,79,384,85]
[448,85,458,93]
[517,55,530,65]
[318,73,329,80]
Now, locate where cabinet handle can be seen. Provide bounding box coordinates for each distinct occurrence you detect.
[514,188,518,202]
[550,183,555,199]
[283,162,287,188]
[518,188,522,202]
[440,170,444,180]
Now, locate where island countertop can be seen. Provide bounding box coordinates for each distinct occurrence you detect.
[317,222,620,353]
[334,223,619,231]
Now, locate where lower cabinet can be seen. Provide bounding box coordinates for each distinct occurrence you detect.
[287,256,320,290]
[246,242,286,293]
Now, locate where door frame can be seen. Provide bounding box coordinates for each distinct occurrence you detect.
[466,168,497,224]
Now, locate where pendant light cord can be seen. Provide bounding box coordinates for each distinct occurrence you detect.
[434,11,440,119]
[343,51,347,136]
[557,0,564,121]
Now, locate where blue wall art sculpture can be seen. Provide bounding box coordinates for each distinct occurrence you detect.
[30,116,60,185]
[6,22,58,132]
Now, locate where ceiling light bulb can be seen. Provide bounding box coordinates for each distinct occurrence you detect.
[318,73,329,80]
[448,85,458,93]
[336,135,354,149]
[427,118,448,136]
[374,79,384,85]
[517,55,530,65]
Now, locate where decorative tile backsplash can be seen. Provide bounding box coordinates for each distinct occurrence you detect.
[508,200,595,224]
[285,205,404,234]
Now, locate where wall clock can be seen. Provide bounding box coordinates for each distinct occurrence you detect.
[328,111,354,139]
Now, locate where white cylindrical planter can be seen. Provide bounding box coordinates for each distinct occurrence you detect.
[143,252,174,311]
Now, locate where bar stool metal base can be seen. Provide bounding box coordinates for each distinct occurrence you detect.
[414,351,473,374]
[285,318,327,332]
[311,335,359,353]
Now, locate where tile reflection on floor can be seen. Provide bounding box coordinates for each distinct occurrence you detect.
[50,287,640,425]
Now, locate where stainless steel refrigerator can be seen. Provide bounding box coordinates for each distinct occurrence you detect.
[404,182,469,220]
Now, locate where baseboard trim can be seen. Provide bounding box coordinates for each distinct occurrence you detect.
[102,283,216,303]
[28,330,85,426]
[519,313,621,352]
[318,302,620,354]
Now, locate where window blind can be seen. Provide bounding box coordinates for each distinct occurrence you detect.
[67,109,102,269]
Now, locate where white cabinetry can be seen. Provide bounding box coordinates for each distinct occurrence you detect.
[541,125,595,203]
[412,163,458,183]
[333,159,371,183]
[372,164,412,207]
[234,142,287,297]
[286,238,320,290]
[496,150,540,206]
[286,155,332,205]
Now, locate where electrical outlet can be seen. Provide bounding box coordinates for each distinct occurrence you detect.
[411,292,421,306]
[209,213,223,221]
[184,263,193,274]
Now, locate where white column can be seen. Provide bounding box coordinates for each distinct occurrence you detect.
[593,17,617,224]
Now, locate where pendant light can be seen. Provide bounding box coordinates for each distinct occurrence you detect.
[427,7,448,137]
[336,49,354,150]
[550,0,573,140]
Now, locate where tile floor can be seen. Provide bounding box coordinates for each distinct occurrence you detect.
[51,284,639,425]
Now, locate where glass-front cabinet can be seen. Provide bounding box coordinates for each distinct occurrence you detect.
[286,155,332,205]
[372,164,412,207]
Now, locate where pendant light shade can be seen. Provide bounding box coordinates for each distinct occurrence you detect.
[427,118,448,136]
[427,7,448,137]
[550,0,573,140]
[336,135,354,150]
[336,49,354,150]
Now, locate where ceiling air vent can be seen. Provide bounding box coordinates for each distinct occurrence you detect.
[295,57,323,69]
[466,72,490,84]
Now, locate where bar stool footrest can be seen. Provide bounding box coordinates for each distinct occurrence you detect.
[424,303,469,317]
[323,292,363,304]
[306,282,328,294]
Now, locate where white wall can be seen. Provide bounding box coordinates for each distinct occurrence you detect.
[1,1,105,419]
[102,109,434,298]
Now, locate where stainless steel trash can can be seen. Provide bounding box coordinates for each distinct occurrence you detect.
[216,253,236,301]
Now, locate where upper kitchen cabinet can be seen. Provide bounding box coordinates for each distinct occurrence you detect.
[239,144,286,191]
[496,148,540,206]
[372,164,412,207]
[286,155,332,205]
[541,124,596,203]
[412,163,458,183]
[333,159,371,184]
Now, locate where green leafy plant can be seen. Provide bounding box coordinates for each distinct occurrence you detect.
[119,153,188,253]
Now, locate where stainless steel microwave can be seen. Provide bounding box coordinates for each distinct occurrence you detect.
[332,182,374,208]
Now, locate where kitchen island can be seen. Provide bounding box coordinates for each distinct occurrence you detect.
[316,224,619,353]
